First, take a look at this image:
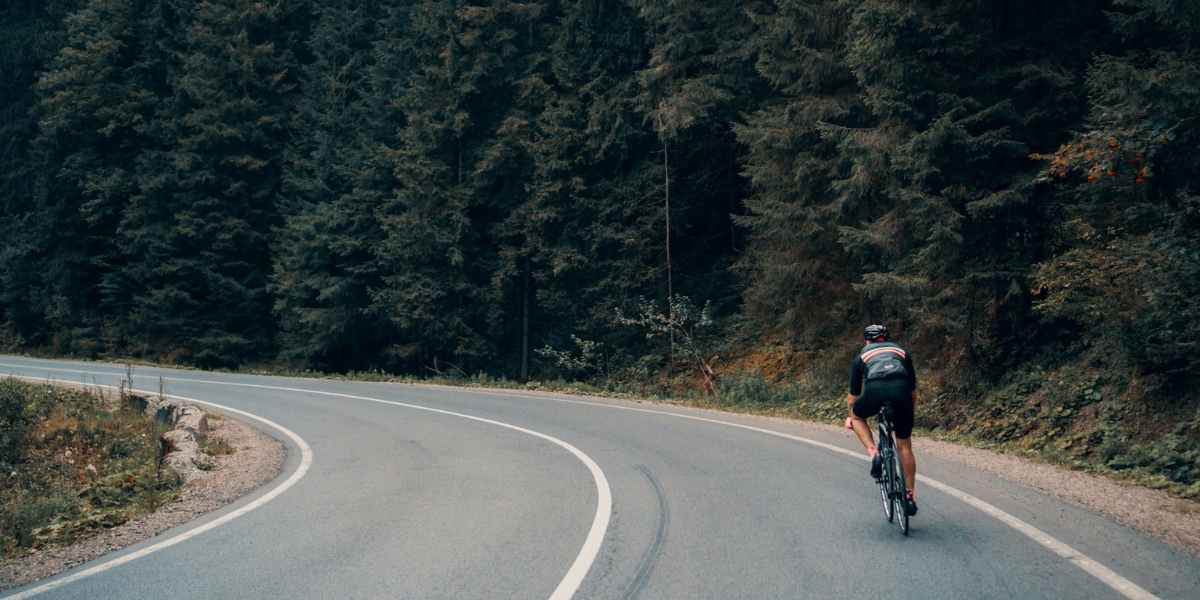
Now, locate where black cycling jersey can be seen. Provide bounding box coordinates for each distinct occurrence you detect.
[849,342,916,396]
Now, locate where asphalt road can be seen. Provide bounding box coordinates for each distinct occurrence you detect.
[2,356,1197,599]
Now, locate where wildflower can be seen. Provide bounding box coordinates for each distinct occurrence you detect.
[86,464,97,474]
[9,472,15,478]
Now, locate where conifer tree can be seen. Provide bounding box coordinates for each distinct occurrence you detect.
[0,0,79,347]
[826,0,1099,362]
[371,0,524,372]
[121,0,303,366]
[273,0,388,371]
[481,0,670,375]
[734,0,860,347]
[631,0,752,315]
[19,0,161,353]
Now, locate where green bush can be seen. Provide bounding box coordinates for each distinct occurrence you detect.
[0,379,28,466]
[718,372,788,407]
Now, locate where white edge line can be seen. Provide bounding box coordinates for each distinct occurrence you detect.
[2,379,313,600]
[0,366,611,600]
[457,389,1161,600]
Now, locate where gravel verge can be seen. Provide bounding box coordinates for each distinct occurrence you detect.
[911,436,1200,556]
[0,412,284,592]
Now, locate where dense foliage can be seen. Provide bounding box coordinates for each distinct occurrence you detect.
[1,1,1197,485]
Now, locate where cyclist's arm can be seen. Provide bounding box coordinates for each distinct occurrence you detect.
[847,359,864,421]
[849,358,864,397]
[904,354,917,405]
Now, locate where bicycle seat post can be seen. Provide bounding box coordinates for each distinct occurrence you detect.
[881,403,894,425]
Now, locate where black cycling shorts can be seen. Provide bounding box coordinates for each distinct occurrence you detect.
[852,379,914,440]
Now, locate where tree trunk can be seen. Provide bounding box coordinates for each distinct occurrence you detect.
[664,139,674,369]
[521,256,531,381]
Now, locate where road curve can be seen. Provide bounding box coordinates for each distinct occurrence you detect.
[2,356,1198,599]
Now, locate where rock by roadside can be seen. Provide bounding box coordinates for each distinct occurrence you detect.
[0,407,284,592]
[146,398,210,485]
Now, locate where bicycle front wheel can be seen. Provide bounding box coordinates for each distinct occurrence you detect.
[891,444,909,536]
[877,442,894,522]
[879,457,893,522]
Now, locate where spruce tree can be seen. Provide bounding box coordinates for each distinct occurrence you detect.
[0,0,80,348]
[482,0,671,376]
[21,0,163,354]
[734,0,861,348]
[826,0,1100,363]
[370,0,523,373]
[122,0,302,366]
[632,0,753,323]
[273,0,388,371]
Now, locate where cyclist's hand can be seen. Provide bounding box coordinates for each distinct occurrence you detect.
[845,416,854,430]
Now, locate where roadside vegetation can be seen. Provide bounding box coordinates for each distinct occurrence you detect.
[0,379,179,558]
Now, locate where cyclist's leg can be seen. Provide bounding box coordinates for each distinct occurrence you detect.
[896,437,916,491]
[891,391,916,492]
[849,390,880,451]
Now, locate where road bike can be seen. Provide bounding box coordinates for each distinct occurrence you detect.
[875,403,910,535]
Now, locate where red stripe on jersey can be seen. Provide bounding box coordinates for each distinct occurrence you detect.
[861,347,906,362]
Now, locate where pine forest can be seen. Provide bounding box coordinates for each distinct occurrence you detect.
[2,1,1198,495]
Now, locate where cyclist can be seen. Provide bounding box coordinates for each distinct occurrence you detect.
[846,324,918,516]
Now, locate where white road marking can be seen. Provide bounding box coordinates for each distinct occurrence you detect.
[457,389,1161,600]
[0,361,1161,599]
[0,364,611,600]
[2,380,313,600]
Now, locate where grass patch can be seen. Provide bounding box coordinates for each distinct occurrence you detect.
[0,378,179,558]
[197,434,234,457]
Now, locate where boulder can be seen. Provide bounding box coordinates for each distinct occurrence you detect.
[160,429,203,484]
[152,400,208,433]
[175,405,209,434]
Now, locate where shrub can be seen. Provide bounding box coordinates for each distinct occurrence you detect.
[0,379,28,466]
